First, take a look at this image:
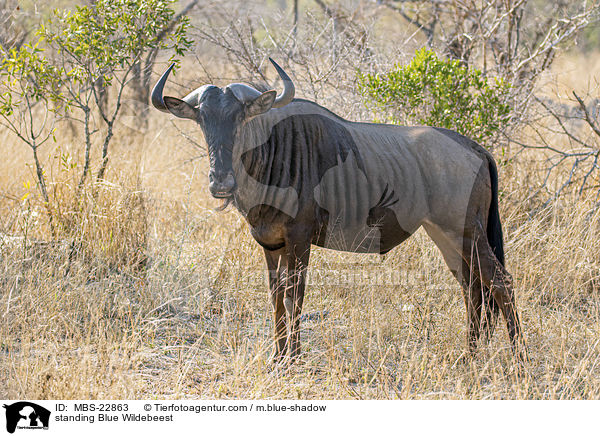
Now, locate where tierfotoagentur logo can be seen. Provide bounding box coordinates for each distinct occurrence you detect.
[2,402,50,434]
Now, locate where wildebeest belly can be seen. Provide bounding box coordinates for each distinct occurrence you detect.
[312,150,418,254]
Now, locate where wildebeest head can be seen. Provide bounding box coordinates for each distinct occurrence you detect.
[151,58,295,199]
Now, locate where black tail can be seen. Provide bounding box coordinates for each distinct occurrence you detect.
[481,156,503,330]
[486,157,505,267]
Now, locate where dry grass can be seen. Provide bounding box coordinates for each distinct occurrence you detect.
[1,47,600,400]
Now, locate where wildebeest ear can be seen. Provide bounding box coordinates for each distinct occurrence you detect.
[245,90,277,118]
[163,96,197,120]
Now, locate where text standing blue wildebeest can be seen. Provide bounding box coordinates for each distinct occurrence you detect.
[152,59,525,362]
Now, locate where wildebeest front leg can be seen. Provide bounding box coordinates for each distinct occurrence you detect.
[283,233,311,360]
[263,247,288,362]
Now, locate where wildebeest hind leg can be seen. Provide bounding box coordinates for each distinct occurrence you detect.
[458,258,484,354]
[423,224,483,354]
[479,282,500,345]
[459,256,500,352]
[471,231,526,359]
[460,237,499,352]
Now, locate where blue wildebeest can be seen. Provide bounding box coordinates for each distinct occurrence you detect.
[152,59,524,362]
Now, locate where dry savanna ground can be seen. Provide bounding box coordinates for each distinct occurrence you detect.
[1,44,600,399]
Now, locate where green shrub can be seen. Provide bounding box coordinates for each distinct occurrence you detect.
[358,48,511,146]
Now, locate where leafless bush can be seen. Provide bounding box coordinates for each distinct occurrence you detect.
[519,87,600,207]
[189,1,383,118]
[0,0,28,52]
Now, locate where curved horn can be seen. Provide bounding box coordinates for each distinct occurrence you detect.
[151,63,175,113]
[269,58,295,108]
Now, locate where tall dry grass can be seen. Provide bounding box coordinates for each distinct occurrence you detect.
[1,45,599,399]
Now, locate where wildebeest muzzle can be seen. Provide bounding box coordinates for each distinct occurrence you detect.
[209,170,237,198]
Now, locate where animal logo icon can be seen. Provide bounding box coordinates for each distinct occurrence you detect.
[3,402,50,433]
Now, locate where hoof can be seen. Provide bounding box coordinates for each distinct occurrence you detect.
[451,350,477,369]
[268,352,286,367]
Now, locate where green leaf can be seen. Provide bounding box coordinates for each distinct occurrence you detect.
[357,48,512,147]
